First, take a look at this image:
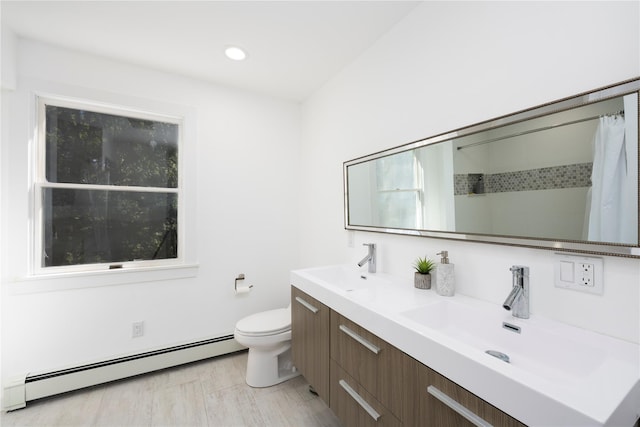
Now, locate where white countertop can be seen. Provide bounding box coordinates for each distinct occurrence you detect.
[291,265,640,427]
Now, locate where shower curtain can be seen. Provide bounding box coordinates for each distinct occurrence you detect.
[586,103,635,243]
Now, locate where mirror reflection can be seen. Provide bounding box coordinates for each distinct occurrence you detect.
[345,80,639,254]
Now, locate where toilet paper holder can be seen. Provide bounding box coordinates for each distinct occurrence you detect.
[235,274,253,292]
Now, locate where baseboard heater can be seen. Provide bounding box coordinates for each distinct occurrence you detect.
[3,335,245,411]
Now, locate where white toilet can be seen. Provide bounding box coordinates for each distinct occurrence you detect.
[233,304,299,387]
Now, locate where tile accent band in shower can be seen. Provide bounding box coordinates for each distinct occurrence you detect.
[454,162,593,196]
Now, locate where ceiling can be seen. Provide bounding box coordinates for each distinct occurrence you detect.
[1,1,421,101]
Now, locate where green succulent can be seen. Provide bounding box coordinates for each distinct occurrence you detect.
[413,256,435,274]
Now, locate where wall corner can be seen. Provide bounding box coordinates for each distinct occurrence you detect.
[1,27,17,91]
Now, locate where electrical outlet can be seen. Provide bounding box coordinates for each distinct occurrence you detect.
[132,321,144,338]
[578,263,594,287]
[554,254,603,295]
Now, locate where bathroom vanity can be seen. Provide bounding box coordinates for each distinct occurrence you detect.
[290,265,640,426]
[292,285,523,426]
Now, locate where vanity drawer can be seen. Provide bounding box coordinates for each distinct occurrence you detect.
[330,359,402,427]
[291,286,330,401]
[405,357,527,427]
[330,311,404,419]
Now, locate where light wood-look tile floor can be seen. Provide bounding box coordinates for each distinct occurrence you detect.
[1,350,342,427]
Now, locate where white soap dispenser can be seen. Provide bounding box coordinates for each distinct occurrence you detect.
[435,250,455,296]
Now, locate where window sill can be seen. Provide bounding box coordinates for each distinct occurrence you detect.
[8,264,199,295]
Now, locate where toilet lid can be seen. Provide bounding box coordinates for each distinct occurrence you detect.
[236,308,290,336]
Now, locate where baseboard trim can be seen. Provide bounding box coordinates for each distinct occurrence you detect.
[4,335,245,411]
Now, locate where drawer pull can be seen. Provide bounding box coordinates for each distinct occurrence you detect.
[339,324,381,355]
[427,386,493,427]
[339,379,381,422]
[295,296,319,314]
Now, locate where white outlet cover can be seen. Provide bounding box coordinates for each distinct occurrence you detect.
[554,253,604,295]
[132,321,145,338]
[347,230,355,248]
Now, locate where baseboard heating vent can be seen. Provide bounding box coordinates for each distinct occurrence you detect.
[3,335,244,411]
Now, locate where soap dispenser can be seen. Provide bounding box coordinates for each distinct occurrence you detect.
[435,250,455,296]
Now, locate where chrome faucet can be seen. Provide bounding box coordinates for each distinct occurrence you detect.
[357,243,376,273]
[503,265,529,319]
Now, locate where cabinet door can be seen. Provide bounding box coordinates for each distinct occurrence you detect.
[330,311,404,420]
[404,357,527,427]
[291,286,330,401]
[330,360,402,427]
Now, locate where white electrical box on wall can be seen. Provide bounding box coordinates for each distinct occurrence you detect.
[554,253,604,295]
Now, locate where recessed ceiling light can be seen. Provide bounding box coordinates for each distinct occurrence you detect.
[225,46,247,61]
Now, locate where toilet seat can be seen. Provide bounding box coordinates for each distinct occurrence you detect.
[235,308,290,337]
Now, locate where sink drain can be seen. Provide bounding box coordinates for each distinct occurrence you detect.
[485,350,510,363]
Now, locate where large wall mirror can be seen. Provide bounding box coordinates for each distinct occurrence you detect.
[344,79,640,258]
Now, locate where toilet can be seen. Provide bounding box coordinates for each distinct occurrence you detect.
[233,304,299,387]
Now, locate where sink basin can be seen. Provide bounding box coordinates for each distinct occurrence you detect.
[294,264,384,292]
[401,299,606,383]
[291,265,422,312]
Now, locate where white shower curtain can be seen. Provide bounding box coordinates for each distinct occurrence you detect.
[586,111,632,243]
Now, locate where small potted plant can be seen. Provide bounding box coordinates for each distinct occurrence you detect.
[413,256,435,289]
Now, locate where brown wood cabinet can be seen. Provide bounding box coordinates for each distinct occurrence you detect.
[404,356,527,427]
[290,287,330,401]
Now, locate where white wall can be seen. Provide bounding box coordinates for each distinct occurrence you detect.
[300,1,640,343]
[1,39,301,381]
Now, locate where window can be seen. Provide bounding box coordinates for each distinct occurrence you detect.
[375,151,424,229]
[35,97,182,273]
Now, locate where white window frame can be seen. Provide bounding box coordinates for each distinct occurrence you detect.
[32,95,185,276]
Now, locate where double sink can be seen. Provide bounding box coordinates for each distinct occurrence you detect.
[291,264,640,426]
